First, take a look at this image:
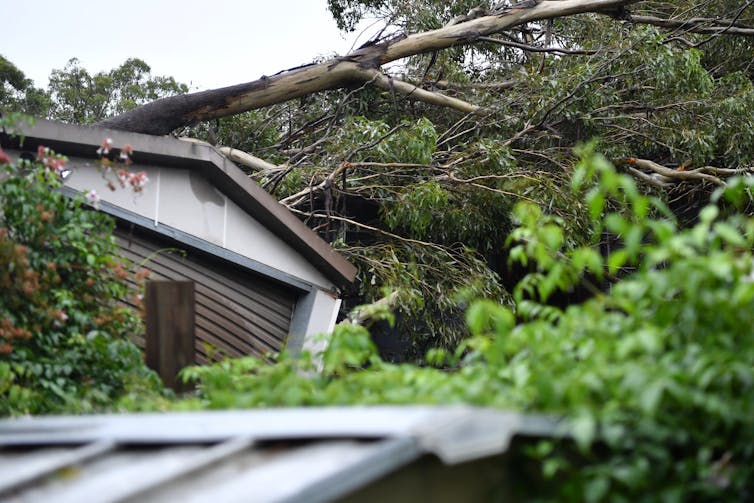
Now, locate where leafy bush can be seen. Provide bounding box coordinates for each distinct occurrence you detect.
[0,134,161,415]
[172,145,754,500]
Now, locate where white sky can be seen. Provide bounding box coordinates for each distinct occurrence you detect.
[1,0,370,91]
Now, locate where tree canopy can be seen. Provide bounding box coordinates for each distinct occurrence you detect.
[0,56,187,125]
[0,55,49,117]
[47,57,188,124]
[4,1,754,498]
[3,0,754,354]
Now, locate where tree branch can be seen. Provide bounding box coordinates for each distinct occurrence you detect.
[368,71,480,114]
[99,0,638,135]
[477,36,598,55]
[218,146,286,176]
[625,158,754,186]
[288,207,453,252]
[629,14,754,37]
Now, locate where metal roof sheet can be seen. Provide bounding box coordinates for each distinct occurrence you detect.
[0,406,561,503]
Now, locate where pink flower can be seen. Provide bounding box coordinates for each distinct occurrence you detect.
[49,158,66,175]
[0,146,11,165]
[119,144,133,162]
[36,145,69,177]
[116,168,129,188]
[85,189,101,206]
[131,171,149,188]
[96,138,113,156]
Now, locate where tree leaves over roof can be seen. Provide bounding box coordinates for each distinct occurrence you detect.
[3,0,754,355]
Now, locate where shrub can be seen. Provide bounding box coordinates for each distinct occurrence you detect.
[0,132,161,415]
[175,144,754,500]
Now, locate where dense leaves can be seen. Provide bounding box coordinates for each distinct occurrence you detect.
[48,58,188,124]
[7,2,754,354]
[172,149,754,500]
[0,55,49,117]
[0,130,161,415]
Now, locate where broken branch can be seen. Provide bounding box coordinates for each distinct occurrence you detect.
[99,0,638,135]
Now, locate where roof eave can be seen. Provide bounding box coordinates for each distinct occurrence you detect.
[0,118,357,288]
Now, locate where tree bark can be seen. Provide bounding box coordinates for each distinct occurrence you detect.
[99,0,639,135]
[629,14,754,37]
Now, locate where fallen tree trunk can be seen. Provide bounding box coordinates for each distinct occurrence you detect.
[99,0,638,135]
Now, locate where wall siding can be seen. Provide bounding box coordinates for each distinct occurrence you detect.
[114,226,296,364]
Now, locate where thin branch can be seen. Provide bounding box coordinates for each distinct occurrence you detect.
[288,207,453,252]
[217,146,286,176]
[345,123,407,162]
[630,12,754,38]
[368,71,480,114]
[279,162,349,207]
[436,173,541,203]
[287,75,381,161]
[430,79,519,90]
[477,35,598,55]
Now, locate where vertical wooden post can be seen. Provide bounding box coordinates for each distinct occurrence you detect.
[145,281,195,392]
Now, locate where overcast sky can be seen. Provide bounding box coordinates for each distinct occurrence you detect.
[2,0,369,91]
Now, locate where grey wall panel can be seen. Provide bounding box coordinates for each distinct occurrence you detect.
[158,168,226,246]
[113,227,297,362]
[64,159,159,221]
[63,159,340,290]
[223,196,335,288]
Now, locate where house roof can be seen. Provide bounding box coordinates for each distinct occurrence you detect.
[0,406,563,503]
[0,118,357,288]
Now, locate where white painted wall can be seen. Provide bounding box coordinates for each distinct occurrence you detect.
[287,288,343,355]
[303,290,342,353]
[64,158,336,290]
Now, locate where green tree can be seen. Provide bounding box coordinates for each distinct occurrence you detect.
[0,55,49,117]
[154,1,751,356]
[7,1,754,356]
[47,57,188,124]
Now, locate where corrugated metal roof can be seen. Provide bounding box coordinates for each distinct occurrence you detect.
[0,406,561,503]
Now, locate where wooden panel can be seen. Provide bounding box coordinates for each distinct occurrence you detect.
[145,281,195,391]
[114,226,296,362]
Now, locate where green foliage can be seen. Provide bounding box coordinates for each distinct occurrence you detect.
[163,147,754,499]
[1,56,187,125]
[47,58,187,124]
[345,240,506,354]
[381,177,513,254]
[332,116,437,164]
[0,55,26,92]
[0,135,161,415]
[0,55,50,117]
[327,0,485,31]
[383,180,449,239]
[316,115,514,353]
